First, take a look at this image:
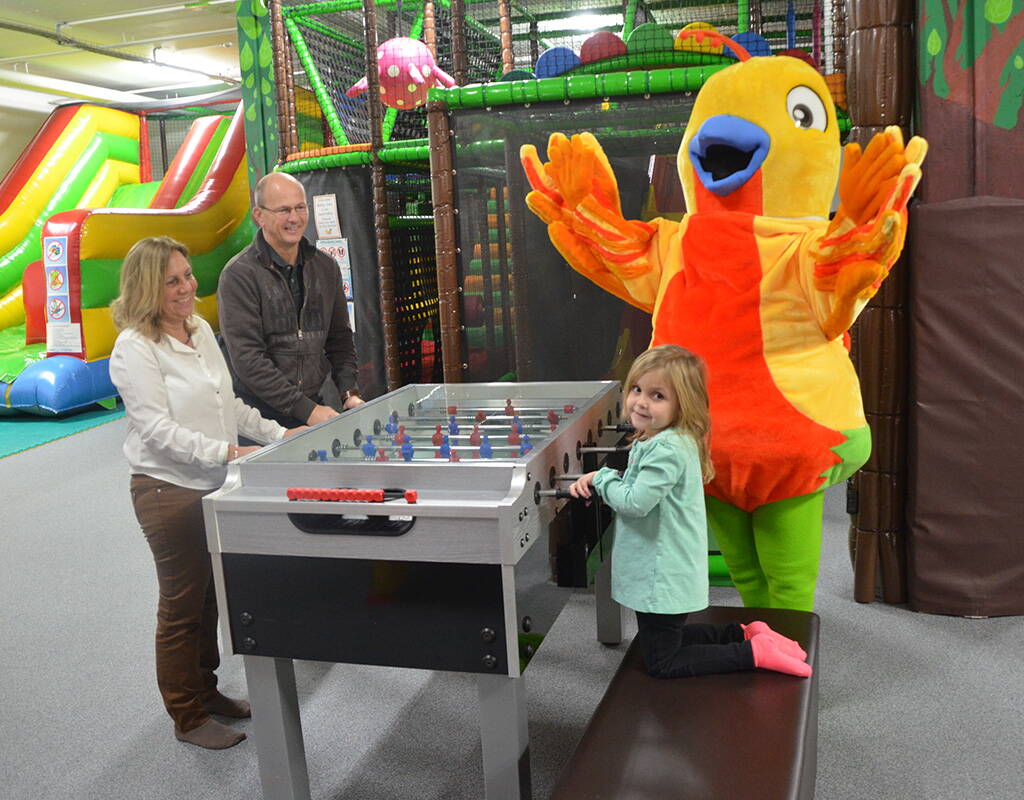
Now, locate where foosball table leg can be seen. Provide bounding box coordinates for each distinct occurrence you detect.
[477,673,531,800]
[244,655,311,800]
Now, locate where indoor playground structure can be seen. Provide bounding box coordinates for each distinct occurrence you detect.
[237,0,1021,617]
[0,98,253,415]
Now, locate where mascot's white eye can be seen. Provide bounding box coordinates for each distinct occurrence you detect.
[786,86,828,131]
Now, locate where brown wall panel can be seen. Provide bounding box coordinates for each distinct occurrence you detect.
[847,0,913,28]
[907,197,1024,616]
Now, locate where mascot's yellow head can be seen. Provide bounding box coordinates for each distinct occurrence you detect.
[677,35,840,219]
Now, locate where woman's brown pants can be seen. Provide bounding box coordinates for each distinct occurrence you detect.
[130,475,220,733]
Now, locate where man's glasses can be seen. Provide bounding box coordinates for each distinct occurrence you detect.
[259,204,308,217]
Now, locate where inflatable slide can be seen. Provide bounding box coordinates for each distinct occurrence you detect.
[0,103,254,415]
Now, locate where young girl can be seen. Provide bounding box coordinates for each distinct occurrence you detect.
[570,345,811,678]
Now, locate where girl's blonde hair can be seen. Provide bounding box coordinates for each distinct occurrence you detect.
[625,344,715,482]
[110,237,193,341]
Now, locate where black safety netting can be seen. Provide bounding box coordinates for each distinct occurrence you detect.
[450,93,715,382]
[386,172,444,385]
[140,103,240,181]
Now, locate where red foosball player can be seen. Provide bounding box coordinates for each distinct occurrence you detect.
[431,425,444,446]
[469,424,482,446]
[504,399,515,416]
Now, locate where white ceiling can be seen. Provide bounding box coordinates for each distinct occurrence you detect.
[0,0,243,110]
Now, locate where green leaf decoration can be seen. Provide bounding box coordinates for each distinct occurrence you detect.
[238,16,258,39]
[258,36,273,68]
[239,41,254,70]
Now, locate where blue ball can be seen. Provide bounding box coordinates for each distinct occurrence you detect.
[535,47,582,79]
[731,32,773,59]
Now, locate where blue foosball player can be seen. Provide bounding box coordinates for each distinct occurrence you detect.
[361,436,376,460]
[479,434,493,459]
[448,415,460,435]
[401,440,415,461]
[519,434,533,456]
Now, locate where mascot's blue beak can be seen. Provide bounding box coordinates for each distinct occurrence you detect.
[688,115,770,196]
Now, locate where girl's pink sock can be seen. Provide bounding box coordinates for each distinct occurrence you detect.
[742,621,807,660]
[749,633,813,678]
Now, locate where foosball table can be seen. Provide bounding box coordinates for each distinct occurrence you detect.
[202,381,628,800]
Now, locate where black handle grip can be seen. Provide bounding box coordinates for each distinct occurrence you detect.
[287,513,415,536]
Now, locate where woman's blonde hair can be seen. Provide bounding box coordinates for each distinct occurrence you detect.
[110,237,193,341]
[625,344,715,482]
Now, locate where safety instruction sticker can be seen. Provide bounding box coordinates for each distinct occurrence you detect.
[47,322,82,353]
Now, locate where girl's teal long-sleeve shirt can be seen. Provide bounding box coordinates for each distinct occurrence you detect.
[592,428,709,614]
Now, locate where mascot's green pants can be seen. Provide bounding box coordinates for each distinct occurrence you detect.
[706,492,826,612]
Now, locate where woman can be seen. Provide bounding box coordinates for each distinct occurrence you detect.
[109,237,305,749]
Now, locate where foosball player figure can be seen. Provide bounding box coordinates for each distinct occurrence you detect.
[479,434,493,459]
[432,425,444,446]
[469,424,482,446]
[400,440,415,461]
[362,435,376,460]
[448,415,460,435]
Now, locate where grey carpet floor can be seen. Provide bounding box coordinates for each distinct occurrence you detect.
[1,418,1021,799]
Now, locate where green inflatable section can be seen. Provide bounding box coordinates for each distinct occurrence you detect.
[109,181,161,208]
[174,118,230,209]
[0,325,45,384]
[0,132,139,297]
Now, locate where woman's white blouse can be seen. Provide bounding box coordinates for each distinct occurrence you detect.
[109,315,286,490]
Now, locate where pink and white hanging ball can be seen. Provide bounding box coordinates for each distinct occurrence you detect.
[346,37,456,110]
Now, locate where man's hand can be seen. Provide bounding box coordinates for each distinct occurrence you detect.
[307,404,339,426]
[342,394,365,411]
[283,426,309,438]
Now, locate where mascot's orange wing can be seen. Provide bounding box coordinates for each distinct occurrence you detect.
[812,127,927,340]
[521,132,657,312]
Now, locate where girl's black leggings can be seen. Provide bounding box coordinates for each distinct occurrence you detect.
[635,611,755,678]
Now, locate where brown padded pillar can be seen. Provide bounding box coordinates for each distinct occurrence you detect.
[426,101,463,383]
[844,0,915,603]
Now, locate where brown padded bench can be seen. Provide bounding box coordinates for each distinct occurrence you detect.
[550,606,819,800]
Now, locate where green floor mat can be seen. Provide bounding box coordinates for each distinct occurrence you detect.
[0,403,124,459]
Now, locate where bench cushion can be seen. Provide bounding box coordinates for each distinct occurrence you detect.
[550,606,819,800]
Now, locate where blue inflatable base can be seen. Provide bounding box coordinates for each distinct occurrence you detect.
[1,356,117,417]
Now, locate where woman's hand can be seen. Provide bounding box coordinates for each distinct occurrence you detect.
[227,444,261,462]
[569,471,598,499]
[283,426,309,438]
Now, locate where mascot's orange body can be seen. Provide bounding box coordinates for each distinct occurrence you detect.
[522,43,926,610]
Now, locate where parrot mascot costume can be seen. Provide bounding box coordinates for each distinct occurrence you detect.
[520,32,926,611]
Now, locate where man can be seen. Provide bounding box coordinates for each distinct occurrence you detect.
[218,172,363,435]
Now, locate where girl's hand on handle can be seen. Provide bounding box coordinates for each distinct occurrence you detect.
[569,471,598,499]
